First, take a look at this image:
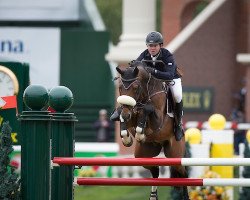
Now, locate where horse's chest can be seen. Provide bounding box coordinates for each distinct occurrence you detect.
[145,130,171,143]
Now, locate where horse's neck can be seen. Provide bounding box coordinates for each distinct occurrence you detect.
[147,77,165,94]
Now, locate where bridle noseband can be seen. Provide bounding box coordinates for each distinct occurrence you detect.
[120,77,143,105]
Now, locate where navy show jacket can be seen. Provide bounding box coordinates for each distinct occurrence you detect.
[136,48,180,80]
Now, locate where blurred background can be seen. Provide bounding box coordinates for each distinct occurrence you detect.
[0,0,249,143]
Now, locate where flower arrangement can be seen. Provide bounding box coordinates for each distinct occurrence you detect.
[189,170,229,200]
[78,167,97,177]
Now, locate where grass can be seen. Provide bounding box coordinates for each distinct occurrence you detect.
[74,186,171,200]
[74,167,241,199]
[74,183,240,200]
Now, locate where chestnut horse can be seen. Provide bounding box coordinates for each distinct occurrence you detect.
[115,63,189,200]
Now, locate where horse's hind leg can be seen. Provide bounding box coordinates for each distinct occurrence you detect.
[183,186,190,200]
[170,166,189,200]
[163,139,190,200]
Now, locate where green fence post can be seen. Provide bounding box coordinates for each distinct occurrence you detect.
[19,85,52,200]
[49,86,77,200]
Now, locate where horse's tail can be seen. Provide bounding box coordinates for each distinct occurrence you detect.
[170,142,191,179]
[184,142,191,177]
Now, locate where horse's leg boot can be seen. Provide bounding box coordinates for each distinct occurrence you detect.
[110,106,122,121]
[174,101,184,141]
[149,190,158,200]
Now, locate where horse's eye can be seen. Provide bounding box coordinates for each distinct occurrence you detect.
[133,84,139,89]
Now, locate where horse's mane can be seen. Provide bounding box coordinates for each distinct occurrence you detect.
[128,61,150,78]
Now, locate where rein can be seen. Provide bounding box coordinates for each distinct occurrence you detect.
[117,68,167,110]
[117,67,172,134]
[146,73,166,102]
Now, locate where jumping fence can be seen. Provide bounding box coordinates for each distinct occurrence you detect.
[19,85,250,200]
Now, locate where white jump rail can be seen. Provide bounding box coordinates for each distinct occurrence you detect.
[52,157,250,166]
[76,178,250,187]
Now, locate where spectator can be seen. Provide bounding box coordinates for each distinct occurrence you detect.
[230,108,246,155]
[231,78,247,155]
[233,78,246,113]
[93,109,113,142]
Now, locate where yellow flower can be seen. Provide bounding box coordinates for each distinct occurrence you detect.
[190,191,200,199]
[197,196,203,200]
[204,171,213,178]
[214,186,224,195]
[202,188,209,195]
[190,170,229,200]
[79,168,96,177]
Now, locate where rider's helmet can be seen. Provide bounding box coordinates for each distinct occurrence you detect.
[146,31,163,45]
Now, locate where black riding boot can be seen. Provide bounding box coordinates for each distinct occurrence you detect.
[110,107,122,121]
[174,101,184,141]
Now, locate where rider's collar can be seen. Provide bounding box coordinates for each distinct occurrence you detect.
[147,49,162,60]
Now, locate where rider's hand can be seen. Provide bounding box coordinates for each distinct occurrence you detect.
[147,67,156,74]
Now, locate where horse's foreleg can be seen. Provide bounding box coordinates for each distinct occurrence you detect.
[135,104,154,142]
[120,116,133,147]
[148,166,159,200]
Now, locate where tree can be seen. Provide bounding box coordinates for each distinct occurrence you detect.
[0,122,20,200]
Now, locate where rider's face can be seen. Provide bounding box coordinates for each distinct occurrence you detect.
[147,43,161,56]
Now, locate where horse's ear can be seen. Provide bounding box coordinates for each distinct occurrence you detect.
[116,66,124,75]
[133,66,139,75]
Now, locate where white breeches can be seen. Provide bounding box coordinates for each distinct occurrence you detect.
[169,78,182,103]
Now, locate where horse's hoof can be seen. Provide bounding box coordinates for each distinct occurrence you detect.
[120,130,128,137]
[149,190,158,200]
[122,136,133,147]
[135,132,146,142]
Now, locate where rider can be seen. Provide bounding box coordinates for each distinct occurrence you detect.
[110,31,184,141]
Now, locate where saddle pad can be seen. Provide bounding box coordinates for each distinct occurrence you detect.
[167,98,174,118]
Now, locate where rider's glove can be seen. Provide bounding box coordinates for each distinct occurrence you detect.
[147,68,157,74]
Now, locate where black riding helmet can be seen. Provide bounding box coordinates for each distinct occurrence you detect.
[146,31,163,45]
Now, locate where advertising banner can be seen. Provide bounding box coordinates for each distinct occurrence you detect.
[0,27,60,89]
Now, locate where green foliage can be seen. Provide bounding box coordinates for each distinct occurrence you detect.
[95,0,162,45]
[193,0,209,18]
[156,0,162,32]
[0,122,21,200]
[239,141,250,200]
[95,0,122,45]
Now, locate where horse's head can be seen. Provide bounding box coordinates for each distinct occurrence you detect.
[116,63,149,121]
